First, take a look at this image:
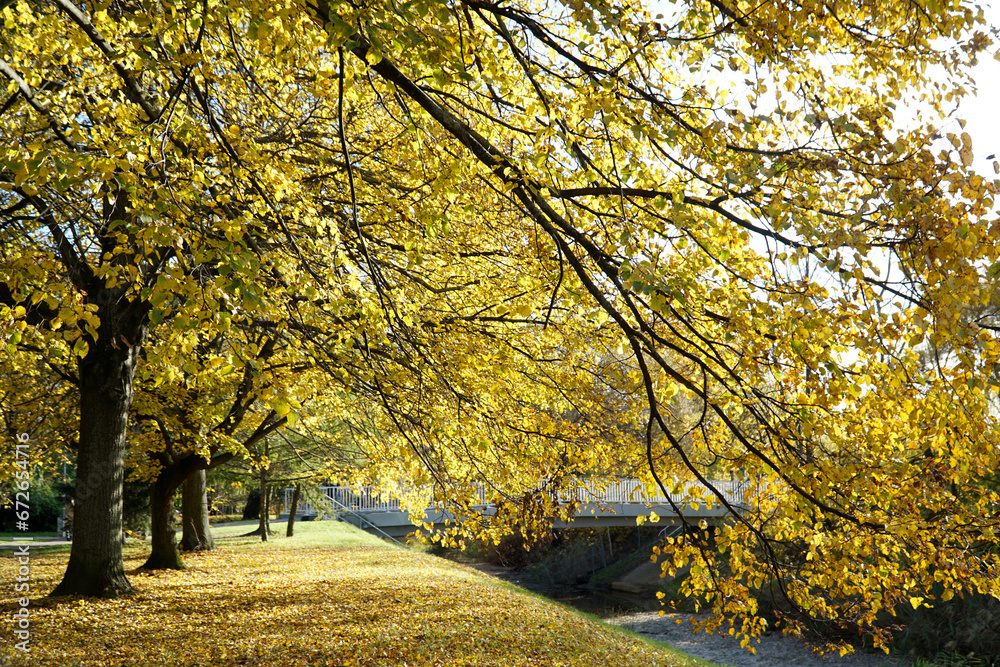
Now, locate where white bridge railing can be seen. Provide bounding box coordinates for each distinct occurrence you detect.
[556,478,750,507]
[285,478,752,516]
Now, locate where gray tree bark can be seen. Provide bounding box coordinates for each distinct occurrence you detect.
[257,464,270,542]
[180,469,215,551]
[286,483,301,537]
[141,475,185,570]
[51,290,146,597]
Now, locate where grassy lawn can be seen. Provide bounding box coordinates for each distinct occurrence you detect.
[0,521,715,666]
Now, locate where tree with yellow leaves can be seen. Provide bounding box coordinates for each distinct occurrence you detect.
[303,0,1000,648]
[3,0,1000,650]
[0,0,630,596]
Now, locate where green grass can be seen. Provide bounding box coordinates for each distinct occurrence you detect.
[208,517,390,548]
[0,520,718,666]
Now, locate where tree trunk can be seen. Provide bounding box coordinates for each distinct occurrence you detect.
[144,453,233,566]
[180,469,214,551]
[258,465,270,542]
[141,475,185,570]
[286,484,300,538]
[51,324,142,597]
[242,488,260,520]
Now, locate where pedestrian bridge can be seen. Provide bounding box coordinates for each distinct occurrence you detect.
[286,478,753,538]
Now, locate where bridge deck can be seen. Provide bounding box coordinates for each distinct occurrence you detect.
[287,479,751,537]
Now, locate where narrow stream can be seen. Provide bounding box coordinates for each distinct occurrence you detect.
[529,585,662,618]
[436,553,662,618]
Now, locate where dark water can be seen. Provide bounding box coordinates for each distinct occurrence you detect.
[449,559,660,618]
[432,550,665,618]
[537,585,662,618]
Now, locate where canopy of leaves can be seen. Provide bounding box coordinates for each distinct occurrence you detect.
[0,0,636,511]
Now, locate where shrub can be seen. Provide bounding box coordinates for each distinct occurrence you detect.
[2,475,64,532]
[895,589,1000,663]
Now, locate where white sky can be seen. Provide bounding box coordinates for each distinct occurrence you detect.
[958,6,1000,174]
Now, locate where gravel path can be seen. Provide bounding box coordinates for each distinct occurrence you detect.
[607,612,913,667]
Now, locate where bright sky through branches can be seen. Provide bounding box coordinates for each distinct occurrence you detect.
[643,1,999,179]
[960,4,1000,174]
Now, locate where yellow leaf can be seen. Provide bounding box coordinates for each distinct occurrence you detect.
[960,145,973,168]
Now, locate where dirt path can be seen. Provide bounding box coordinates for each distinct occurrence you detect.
[607,611,912,667]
